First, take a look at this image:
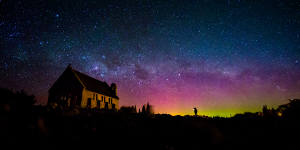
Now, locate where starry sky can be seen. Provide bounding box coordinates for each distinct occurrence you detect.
[1,0,300,116]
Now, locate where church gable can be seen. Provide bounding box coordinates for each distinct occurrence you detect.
[49,66,84,94]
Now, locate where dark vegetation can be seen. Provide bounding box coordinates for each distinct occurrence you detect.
[0,88,299,149]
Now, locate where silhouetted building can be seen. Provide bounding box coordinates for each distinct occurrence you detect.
[48,64,119,110]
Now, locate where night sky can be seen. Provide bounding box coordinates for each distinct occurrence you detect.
[1,0,299,116]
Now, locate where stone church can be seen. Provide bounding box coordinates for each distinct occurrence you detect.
[48,64,119,110]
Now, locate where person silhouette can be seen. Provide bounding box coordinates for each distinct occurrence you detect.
[193,107,198,116]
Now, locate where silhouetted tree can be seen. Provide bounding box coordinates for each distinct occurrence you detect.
[146,102,154,115]
[0,88,36,113]
[140,103,154,116]
[262,105,277,118]
[119,106,137,114]
[262,105,268,115]
[142,105,146,114]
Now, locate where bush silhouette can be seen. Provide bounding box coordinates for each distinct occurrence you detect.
[278,99,300,119]
[0,88,36,113]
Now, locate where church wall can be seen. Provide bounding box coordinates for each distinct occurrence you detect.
[81,88,119,110]
[112,98,119,110]
[81,89,97,108]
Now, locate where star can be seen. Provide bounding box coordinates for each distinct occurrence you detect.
[0,0,299,116]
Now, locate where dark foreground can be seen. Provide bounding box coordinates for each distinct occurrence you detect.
[1,108,299,150]
[0,88,299,149]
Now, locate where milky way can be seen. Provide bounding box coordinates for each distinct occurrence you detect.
[1,0,300,116]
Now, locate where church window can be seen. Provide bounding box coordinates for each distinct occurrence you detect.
[97,100,100,108]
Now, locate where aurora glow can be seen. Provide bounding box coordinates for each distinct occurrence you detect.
[1,0,299,116]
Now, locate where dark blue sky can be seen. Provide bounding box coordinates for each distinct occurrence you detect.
[1,0,299,116]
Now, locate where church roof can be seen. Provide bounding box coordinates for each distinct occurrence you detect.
[70,66,119,99]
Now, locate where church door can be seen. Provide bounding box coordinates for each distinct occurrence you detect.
[87,98,91,108]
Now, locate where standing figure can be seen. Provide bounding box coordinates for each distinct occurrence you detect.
[193,107,198,116]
